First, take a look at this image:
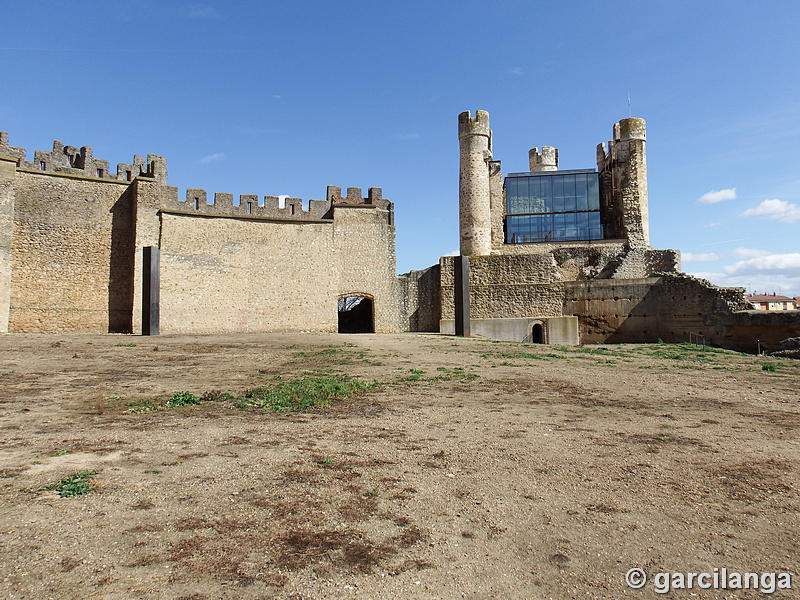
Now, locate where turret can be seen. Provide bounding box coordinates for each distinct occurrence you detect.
[597,117,649,247]
[458,110,492,256]
[529,146,558,172]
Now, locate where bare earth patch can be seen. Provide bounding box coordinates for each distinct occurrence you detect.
[0,332,798,599]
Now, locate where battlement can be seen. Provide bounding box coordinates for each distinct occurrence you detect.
[326,186,390,208]
[0,131,167,183]
[164,188,332,221]
[458,110,491,138]
[529,146,559,172]
[597,117,647,166]
[613,117,646,142]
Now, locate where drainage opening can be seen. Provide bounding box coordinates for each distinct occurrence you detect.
[531,323,544,344]
[338,295,374,333]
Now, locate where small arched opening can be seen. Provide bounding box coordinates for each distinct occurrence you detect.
[531,322,545,344]
[338,295,375,333]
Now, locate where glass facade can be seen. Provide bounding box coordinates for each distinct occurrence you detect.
[505,170,602,243]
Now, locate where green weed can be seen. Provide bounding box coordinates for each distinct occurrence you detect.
[236,374,378,413]
[404,369,426,382]
[164,391,202,407]
[47,470,97,497]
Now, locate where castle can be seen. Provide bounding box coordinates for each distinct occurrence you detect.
[400,111,799,351]
[1,112,798,351]
[0,132,400,335]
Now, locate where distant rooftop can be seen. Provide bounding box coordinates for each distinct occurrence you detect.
[747,293,795,303]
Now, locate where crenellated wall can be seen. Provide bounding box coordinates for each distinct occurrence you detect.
[0,131,401,334]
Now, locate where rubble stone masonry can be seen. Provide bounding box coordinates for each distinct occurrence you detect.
[0,132,400,334]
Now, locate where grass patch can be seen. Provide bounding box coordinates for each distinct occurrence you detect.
[235,374,379,412]
[46,470,98,497]
[404,369,425,382]
[114,343,137,347]
[127,391,234,413]
[762,363,778,372]
[54,450,69,456]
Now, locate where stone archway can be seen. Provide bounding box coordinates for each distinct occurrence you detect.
[338,294,375,333]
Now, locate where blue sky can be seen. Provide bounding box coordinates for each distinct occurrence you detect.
[2,1,799,294]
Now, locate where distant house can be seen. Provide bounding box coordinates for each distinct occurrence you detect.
[747,293,796,311]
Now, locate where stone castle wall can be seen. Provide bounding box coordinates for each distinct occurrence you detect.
[565,274,799,352]
[0,132,401,335]
[398,266,441,332]
[4,169,134,332]
[433,253,799,352]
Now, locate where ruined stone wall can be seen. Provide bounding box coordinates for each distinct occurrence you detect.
[398,265,441,332]
[440,254,565,321]
[564,274,799,352]
[7,170,133,332]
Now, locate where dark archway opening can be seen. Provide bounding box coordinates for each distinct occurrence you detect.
[338,295,374,333]
[531,323,544,344]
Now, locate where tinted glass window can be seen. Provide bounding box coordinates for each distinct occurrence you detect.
[505,171,602,243]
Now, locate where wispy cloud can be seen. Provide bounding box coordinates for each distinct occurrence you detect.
[392,133,420,141]
[182,4,219,18]
[510,66,525,76]
[682,252,720,262]
[741,198,800,223]
[697,187,736,204]
[271,94,281,99]
[704,221,721,228]
[732,247,771,259]
[199,152,225,164]
[443,249,459,257]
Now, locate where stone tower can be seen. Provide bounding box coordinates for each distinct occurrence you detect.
[458,110,492,256]
[529,146,558,172]
[597,117,649,247]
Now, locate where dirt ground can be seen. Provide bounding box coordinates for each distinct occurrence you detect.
[0,332,798,600]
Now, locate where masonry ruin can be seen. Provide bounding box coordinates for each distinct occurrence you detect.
[1,113,798,351]
[400,110,800,352]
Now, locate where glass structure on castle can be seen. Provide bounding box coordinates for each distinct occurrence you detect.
[505,169,602,243]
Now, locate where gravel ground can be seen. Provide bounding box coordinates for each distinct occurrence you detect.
[0,332,798,599]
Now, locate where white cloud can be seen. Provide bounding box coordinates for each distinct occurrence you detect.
[723,252,800,276]
[732,247,771,259]
[271,94,281,99]
[682,252,720,262]
[697,187,736,204]
[199,152,225,164]
[704,221,721,228]
[510,66,525,76]
[690,250,800,295]
[443,249,460,257]
[740,198,800,223]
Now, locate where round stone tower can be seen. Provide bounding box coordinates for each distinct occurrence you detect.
[458,110,492,256]
[615,117,648,247]
[529,146,558,172]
